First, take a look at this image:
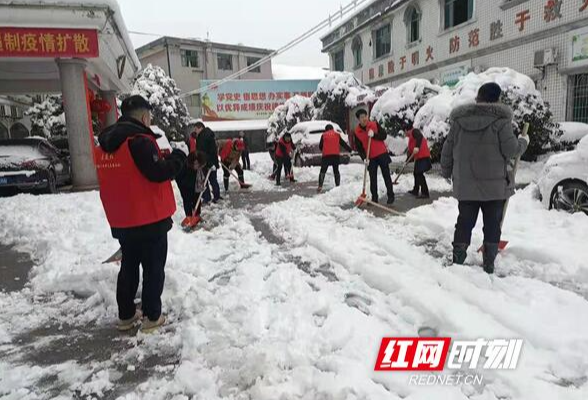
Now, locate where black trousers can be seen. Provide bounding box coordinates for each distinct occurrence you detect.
[368,154,394,202]
[269,149,277,177]
[117,233,168,321]
[275,157,292,184]
[223,162,244,191]
[454,200,505,245]
[319,155,341,186]
[413,171,429,196]
[241,151,251,170]
[179,183,197,217]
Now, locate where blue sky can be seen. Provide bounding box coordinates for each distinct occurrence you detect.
[118,0,356,67]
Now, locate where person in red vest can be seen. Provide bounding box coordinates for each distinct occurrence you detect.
[317,124,352,192]
[218,138,248,191]
[96,95,187,333]
[406,128,432,199]
[354,109,395,205]
[274,132,296,186]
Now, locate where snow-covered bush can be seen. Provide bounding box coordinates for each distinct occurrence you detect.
[371,79,441,138]
[125,64,191,141]
[414,68,562,161]
[25,95,66,138]
[267,95,314,142]
[311,72,375,132]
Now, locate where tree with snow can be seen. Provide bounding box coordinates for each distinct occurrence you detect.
[267,95,314,142]
[311,72,375,132]
[414,68,562,162]
[25,95,66,138]
[371,79,441,139]
[125,64,191,141]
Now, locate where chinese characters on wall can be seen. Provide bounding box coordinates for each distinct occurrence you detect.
[0,28,99,58]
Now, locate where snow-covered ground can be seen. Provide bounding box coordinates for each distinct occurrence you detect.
[1,153,587,400]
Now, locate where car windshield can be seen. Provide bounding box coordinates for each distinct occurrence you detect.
[0,143,44,167]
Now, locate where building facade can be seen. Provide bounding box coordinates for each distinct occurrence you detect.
[0,96,32,140]
[136,37,274,118]
[321,0,588,123]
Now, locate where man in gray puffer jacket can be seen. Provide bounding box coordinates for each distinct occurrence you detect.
[441,82,529,273]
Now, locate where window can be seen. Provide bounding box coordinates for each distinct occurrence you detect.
[0,105,6,117]
[352,36,363,68]
[186,94,201,108]
[333,49,345,71]
[374,24,391,59]
[180,49,199,68]
[217,53,233,71]
[571,74,588,124]
[10,106,17,118]
[444,0,474,29]
[405,6,421,43]
[247,57,262,73]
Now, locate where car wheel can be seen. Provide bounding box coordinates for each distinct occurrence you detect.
[294,153,304,168]
[551,181,588,215]
[44,171,58,194]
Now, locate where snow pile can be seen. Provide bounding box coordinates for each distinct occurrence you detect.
[372,79,441,137]
[272,64,328,80]
[559,122,588,144]
[267,95,314,143]
[24,95,66,138]
[129,64,191,141]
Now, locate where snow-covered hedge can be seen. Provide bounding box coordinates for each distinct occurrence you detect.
[311,72,375,132]
[414,68,562,161]
[125,64,191,141]
[371,79,441,138]
[25,95,66,138]
[267,95,314,143]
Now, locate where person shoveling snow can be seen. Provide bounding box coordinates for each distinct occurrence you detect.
[96,95,187,333]
[441,82,529,274]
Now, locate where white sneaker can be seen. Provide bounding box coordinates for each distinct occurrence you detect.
[140,315,167,334]
[117,310,142,331]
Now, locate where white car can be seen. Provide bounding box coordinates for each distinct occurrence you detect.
[288,120,350,167]
[537,135,588,215]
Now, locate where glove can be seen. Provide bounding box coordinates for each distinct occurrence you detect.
[520,134,530,144]
[368,130,375,138]
[210,165,217,172]
[412,147,419,155]
[171,141,189,156]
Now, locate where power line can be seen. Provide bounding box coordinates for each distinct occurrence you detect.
[180,0,371,98]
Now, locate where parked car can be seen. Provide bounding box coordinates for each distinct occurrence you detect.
[287,121,351,167]
[0,138,71,194]
[537,135,588,215]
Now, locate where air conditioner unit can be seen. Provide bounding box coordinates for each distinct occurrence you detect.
[534,48,558,68]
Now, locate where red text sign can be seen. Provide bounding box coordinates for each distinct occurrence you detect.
[375,338,451,371]
[0,27,99,58]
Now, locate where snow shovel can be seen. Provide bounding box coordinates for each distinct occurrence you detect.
[102,247,122,264]
[181,168,213,231]
[355,136,372,207]
[478,122,530,253]
[393,154,415,185]
[221,163,252,189]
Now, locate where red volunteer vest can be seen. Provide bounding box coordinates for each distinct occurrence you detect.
[322,130,342,156]
[189,135,197,153]
[96,134,176,229]
[407,130,431,160]
[355,121,388,159]
[219,139,234,161]
[275,138,293,158]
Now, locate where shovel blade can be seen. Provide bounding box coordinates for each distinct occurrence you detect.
[181,215,202,230]
[477,240,509,253]
[240,183,252,189]
[354,194,367,207]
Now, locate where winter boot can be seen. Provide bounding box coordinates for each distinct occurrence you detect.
[141,315,166,334]
[452,243,468,265]
[387,194,395,205]
[482,243,499,274]
[117,309,142,332]
[318,173,326,189]
[408,188,418,196]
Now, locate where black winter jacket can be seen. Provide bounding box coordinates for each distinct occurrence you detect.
[196,128,219,168]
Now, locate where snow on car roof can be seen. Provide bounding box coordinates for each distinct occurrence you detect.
[559,122,588,143]
[291,120,342,132]
[0,144,44,167]
[190,119,268,132]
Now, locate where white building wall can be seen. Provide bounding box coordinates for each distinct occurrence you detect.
[323,0,588,121]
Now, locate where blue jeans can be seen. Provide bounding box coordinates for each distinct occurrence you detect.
[203,168,221,202]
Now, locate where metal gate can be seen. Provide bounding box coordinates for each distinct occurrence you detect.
[570,74,588,123]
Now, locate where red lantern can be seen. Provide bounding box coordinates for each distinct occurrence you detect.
[91,98,112,114]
